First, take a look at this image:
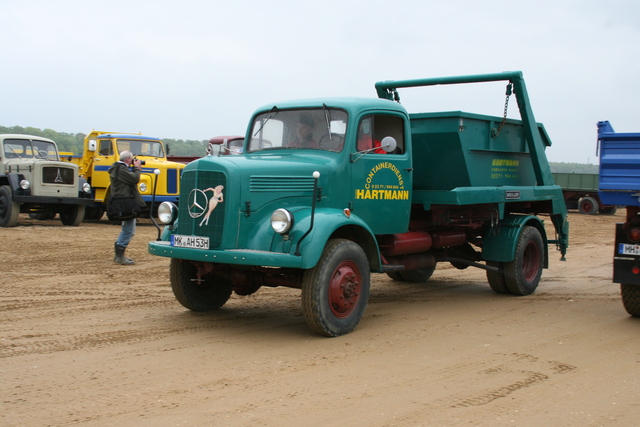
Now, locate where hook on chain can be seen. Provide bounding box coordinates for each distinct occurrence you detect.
[492,83,513,138]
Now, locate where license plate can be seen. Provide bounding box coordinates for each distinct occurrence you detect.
[619,243,640,255]
[171,234,210,249]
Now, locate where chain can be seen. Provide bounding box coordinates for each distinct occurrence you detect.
[493,83,513,138]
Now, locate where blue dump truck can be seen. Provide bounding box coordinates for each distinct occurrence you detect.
[598,120,640,316]
[150,71,569,337]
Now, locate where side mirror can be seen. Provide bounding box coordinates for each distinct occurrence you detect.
[206,142,222,156]
[88,139,97,152]
[380,136,397,153]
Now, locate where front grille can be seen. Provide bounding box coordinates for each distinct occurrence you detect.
[178,170,227,249]
[42,166,75,185]
[250,176,315,192]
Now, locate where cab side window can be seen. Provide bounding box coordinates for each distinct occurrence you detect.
[99,140,113,156]
[356,115,404,154]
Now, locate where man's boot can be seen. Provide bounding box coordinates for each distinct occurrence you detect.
[114,243,135,265]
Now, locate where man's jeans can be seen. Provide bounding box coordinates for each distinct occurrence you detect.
[116,218,136,247]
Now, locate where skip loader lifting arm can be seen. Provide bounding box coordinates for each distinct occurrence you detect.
[376,71,569,259]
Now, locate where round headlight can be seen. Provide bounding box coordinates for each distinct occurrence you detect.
[158,201,178,224]
[20,179,30,190]
[139,182,148,192]
[271,208,293,234]
[82,182,92,193]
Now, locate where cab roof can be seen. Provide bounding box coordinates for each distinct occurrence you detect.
[252,97,407,116]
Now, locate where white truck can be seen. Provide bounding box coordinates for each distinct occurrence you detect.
[0,134,93,227]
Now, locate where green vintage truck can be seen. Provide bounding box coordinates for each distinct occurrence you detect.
[149,71,569,336]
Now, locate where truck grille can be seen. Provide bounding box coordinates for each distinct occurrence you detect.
[178,170,227,249]
[250,176,315,192]
[42,166,75,185]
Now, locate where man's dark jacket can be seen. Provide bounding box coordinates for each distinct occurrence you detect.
[108,161,146,209]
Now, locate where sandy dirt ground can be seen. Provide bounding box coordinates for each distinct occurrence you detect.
[1,211,639,426]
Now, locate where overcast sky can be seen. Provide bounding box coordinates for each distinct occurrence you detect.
[2,0,639,163]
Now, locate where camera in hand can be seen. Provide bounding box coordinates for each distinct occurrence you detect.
[133,157,146,166]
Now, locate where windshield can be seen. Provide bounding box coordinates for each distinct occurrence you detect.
[116,139,164,157]
[3,138,59,160]
[248,108,347,153]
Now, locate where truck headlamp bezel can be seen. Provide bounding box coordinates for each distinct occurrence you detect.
[82,182,91,193]
[139,182,148,193]
[158,201,178,225]
[271,208,294,234]
[19,179,30,190]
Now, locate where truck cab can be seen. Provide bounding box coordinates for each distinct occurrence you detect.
[67,131,185,219]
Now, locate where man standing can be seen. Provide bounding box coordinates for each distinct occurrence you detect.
[108,151,145,265]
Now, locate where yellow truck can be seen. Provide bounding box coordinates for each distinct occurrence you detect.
[64,131,185,219]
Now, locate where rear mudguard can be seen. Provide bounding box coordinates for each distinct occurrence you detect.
[482,214,549,267]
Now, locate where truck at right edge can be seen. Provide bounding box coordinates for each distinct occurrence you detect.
[149,71,570,337]
[597,120,640,316]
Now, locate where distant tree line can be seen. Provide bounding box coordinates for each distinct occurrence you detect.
[1,125,601,172]
[0,125,208,157]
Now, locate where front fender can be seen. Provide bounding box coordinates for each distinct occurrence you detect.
[482,214,548,267]
[268,207,379,270]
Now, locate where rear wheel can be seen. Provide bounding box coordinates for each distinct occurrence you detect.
[578,196,599,215]
[621,284,640,316]
[170,259,232,311]
[302,239,370,337]
[504,226,544,296]
[84,206,105,220]
[486,260,510,294]
[0,185,20,227]
[60,205,85,226]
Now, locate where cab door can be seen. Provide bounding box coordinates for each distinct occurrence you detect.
[350,113,412,235]
[92,138,115,201]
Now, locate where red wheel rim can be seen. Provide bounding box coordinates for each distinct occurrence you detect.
[582,202,593,213]
[522,241,541,282]
[328,260,362,319]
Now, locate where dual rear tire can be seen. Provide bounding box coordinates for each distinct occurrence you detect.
[486,225,544,296]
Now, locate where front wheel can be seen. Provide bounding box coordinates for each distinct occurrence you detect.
[170,259,232,311]
[504,226,544,296]
[302,239,370,337]
[621,284,640,316]
[0,185,20,227]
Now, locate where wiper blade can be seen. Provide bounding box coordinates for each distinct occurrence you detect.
[322,104,332,140]
[253,106,279,137]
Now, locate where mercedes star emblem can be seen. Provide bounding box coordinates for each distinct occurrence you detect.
[188,189,208,218]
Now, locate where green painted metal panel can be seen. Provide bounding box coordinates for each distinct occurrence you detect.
[410,112,550,192]
[482,214,548,263]
[552,172,599,192]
